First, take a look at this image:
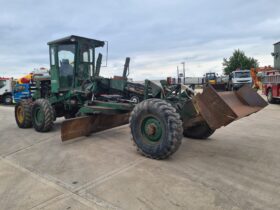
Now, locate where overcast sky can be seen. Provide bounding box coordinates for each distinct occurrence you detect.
[0,0,279,80]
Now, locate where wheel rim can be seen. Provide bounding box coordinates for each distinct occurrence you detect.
[34,106,44,125]
[17,106,24,124]
[141,116,162,142]
[5,97,12,103]
[130,96,139,103]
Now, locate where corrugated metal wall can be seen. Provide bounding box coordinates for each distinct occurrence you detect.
[274,42,280,70]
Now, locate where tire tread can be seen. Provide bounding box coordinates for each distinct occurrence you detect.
[130,98,183,159]
[32,99,54,132]
[15,99,33,128]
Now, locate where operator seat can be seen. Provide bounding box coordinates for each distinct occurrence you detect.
[60,59,73,76]
[60,59,74,88]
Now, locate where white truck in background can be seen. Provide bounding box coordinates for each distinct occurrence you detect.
[0,77,13,104]
[227,70,252,91]
[169,69,252,91]
[185,77,204,85]
[183,77,204,89]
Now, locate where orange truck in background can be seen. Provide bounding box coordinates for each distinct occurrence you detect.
[250,66,274,89]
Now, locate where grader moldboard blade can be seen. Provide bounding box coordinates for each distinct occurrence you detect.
[194,85,268,130]
[61,113,130,141]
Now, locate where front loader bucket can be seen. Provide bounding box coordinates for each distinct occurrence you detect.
[61,113,130,141]
[211,83,226,91]
[194,85,267,130]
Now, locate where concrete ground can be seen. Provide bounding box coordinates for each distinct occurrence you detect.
[0,101,279,210]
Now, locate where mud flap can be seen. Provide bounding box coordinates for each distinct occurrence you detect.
[61,113,130,141]
[194,85,267,130]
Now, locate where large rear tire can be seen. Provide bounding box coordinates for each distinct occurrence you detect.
[183,122,215,139]
[15,100,33,128]
[130,99,183,159]
[31,99,54,132]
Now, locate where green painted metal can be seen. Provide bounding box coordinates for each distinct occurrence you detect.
[30,35,198,129]
[77,100,134,116]
[141,116,163,142]
[33,106,44,125]
[95,53,102,76]
[49,46,59,93]
[110,79,126,92]
[92,100,134,110]
[144,80,162,99]
[21,34,267,157]
[47,35,105,92]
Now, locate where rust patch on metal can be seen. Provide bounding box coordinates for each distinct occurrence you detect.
[194,85,268,130]
[61,113,130,141]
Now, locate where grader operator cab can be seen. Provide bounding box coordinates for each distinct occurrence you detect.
[15,35,267,159]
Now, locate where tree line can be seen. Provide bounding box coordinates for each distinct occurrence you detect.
[223,49,259,75]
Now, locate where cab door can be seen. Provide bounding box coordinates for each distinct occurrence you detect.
[76,43,94,88]
[57,44,76,90]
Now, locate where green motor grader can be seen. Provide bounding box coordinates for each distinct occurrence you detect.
[15,35,267,159]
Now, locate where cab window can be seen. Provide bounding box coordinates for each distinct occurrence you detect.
[0,80,6,89]
[50,47,55,66]
[15,85,26,92]
[58,44,75,89]
[79,45,94,78]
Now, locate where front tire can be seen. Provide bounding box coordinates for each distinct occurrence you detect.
[4,94,13,105]
[130,99,183,159]
[183,122,215,139]
[32,99,54,132]
[15,100,33,128]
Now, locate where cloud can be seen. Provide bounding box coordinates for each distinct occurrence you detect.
[0,0,279,80]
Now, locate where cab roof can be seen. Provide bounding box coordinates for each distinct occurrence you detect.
[47,35,105,47]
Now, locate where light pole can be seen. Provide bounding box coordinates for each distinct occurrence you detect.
[181,62,185,85]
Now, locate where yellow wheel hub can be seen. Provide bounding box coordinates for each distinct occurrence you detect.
[17,106,24,124]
